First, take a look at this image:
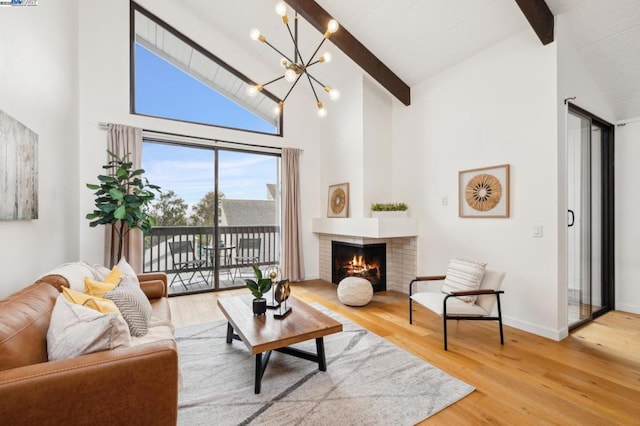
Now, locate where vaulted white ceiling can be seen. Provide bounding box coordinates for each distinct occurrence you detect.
[171,0,640,121]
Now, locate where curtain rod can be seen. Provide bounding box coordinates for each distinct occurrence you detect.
[96,122,296,154]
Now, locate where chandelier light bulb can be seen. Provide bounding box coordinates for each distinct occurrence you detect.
[280,57,289,68]
[284,68,297,82]
[329,88,340,101]
[327,20,339,34]
[275,1,287,17]
[250,28,261,41]
[317,102,327,117]
[320,52,332,63]
[246,84,262,97]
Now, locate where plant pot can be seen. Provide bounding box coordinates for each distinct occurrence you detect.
[371,210,408,218]
[252,298,267,316]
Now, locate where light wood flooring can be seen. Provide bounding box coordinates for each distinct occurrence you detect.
[168,280,640,425]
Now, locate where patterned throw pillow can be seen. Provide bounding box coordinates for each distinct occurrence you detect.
[47,295,130,361]
[105,276,152,337]
[441,258,487,303]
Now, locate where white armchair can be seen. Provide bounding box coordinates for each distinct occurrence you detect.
[409,268,506,350]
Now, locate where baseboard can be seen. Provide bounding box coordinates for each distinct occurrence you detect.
[503,315,568,341]
[615,303,640,315]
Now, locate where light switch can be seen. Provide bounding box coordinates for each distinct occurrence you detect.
[441,196,448,206]
[533,225,543,237]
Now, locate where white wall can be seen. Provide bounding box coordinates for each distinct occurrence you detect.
[616,119,640,314]
[77,0,323,277]
[0,0,79,297]
[393,30,562,339]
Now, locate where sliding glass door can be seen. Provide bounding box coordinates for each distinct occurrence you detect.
[141,141,280,295]
[566,105,614,328]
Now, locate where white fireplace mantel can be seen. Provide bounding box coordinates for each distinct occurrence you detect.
[312,217,419,238]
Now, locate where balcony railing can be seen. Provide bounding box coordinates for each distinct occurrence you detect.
[143,225,280,295]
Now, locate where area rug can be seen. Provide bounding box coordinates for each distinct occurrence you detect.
[176,303,474,425]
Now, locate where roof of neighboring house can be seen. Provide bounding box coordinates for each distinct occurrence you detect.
[220,199,276,226]
[266,184,276,200]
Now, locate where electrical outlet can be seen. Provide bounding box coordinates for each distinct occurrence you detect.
[441,196,448,206]
[533,225,543,237]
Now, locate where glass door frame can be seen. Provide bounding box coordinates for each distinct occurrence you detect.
[567,103,615,329]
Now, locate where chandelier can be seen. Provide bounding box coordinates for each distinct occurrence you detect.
[246,1,340,117]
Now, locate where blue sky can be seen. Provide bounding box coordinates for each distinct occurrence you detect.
[136,44,278,207]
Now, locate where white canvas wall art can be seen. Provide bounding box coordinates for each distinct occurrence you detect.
[0,109,38,220]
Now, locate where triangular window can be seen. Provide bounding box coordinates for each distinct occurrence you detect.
[131,3,282,135]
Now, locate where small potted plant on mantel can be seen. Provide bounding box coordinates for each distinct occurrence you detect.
[370,202,409,218]
[245,265,273,316]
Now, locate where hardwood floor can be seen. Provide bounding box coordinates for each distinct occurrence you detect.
[168,280,640,425]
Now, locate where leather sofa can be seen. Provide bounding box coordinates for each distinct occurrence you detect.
[0,270,179,426]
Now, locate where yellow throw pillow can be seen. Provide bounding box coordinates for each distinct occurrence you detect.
[61,287,121,315]
[84,266,124,297]
[104,265,125,284]
[84,277,119,298]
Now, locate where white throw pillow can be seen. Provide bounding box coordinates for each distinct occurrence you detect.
[105,275,152,337]
[47,295,131,361]
[116,257,140,287]
[441,258,487,303]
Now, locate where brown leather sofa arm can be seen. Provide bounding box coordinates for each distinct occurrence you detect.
[138,272,168,298]
[0,340,178,426]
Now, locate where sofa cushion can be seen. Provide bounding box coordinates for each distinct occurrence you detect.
[46,295,130,361]
[0,282,59,371]
[441,258,487,303]
[105,276,152,337]
[116,257,141,286]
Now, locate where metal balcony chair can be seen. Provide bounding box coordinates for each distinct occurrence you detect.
[409,261,506,350]
[232,238,261,282]
[168,241,208,288]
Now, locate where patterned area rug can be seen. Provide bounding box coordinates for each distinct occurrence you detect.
[176,303,473,425]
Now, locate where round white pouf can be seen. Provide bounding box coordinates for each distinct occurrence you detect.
[337,277,373,306]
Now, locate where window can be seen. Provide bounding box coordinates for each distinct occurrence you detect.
[131,3,282,135]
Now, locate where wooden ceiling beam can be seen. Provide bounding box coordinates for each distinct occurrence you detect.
[514,0,554,45]
[285,0,411,106]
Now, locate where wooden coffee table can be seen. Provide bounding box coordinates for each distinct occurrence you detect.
[217,295,343,394]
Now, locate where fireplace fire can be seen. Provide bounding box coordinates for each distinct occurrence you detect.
[332,241,386,292]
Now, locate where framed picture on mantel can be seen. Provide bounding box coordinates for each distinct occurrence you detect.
[327,183,349,218]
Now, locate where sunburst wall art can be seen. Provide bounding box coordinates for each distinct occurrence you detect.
[0,109,38,220]
[459,164,509,218]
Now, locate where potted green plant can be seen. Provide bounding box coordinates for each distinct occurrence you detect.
[245,265,273,316]
[370,202,409,218]
[86,150,161,263]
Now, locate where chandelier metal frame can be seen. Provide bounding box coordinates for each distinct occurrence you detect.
[247,1,340,117]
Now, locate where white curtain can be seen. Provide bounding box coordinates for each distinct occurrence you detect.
[282,148,304,281]
[105,124,144,271]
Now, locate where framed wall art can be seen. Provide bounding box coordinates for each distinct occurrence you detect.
[327,183,349,218]
[459,164,509,218]
[0,109,39,220]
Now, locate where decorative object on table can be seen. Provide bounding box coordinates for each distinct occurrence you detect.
[245,265,272,316]
[245,1,341,118]
[273,279,292,319]
[337,276,373,306]
[0,108,38,221]
[370,202,409,218]
[86,150,161,260]
[264,265,281,309]
[327,182,349,218]
[458,164,510,218]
